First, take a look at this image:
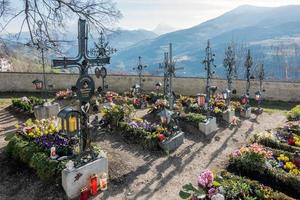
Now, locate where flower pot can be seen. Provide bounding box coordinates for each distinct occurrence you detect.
[199,117,218,136]
[240,107,251,119]
[222,109,235,123]
[159,131,184,153]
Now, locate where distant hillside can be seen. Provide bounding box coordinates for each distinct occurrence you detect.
[111,5,300,80]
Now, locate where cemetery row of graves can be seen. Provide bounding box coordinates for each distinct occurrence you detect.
[3,19,300,199]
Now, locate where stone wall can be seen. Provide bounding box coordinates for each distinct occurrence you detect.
[0,72,299,102]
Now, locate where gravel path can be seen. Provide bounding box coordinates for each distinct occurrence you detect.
[0,106,287,200]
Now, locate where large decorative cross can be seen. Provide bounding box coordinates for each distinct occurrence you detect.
[244,49,253,96]
[52,19,110,75]
[203,40,216,117]
[165,43,184,110]
[133,56,147,90]
[52,19,112,161]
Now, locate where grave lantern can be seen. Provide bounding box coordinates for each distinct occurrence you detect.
[294,151,300,168]
[197,93,206,107]
[155,82,162,93]
[158,108,173,125]
[222,89,231,100]
[32,79,43,90]
[255,91,261,101]
[241,95,249,105]
[57,108,81,137]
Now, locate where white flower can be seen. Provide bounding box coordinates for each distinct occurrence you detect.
[211,193,225,200]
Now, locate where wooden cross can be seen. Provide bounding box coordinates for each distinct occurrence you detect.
[52,19,110,75]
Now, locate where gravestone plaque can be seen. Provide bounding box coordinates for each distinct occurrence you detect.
[76,75,95,103]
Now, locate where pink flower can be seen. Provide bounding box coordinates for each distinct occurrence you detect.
[231,149,241,157]
[198,170,214,188]
[208,187,218,198]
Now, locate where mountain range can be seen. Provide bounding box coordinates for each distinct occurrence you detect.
[109,5,300,80]
[1,5,300,80]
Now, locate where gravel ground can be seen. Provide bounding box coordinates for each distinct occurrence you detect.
[0,105,288,200]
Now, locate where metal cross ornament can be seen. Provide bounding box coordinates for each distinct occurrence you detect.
[223,45,236,106]
[91,31,116,94]
[202,40,216,117]
[165,43,184,110]
[159,52,169,96]
[52,19,110,75]
[28,20,57,101]
[244,49,254,96]
[133,56,147,91]
[52,19,111,163]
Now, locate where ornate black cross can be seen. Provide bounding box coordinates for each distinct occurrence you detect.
[165,43,184,110]
[52,19,111,162]
[244,49,253,96]
[133,56,147,90]
[52,19,110,75]
[223,45,236,105]
[203,40,216,117]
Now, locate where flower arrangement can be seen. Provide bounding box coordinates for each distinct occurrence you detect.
[34,134,68,150]
[230,143,273,159]
[179,170,293,200]
[251,130,300,153]
[12,96,45,112]
[101,104,135,127]
[287,105,300,121]
[275,153,300,175]
[55,89,72,100]
[16,118,60,139]
[181,113,207,124]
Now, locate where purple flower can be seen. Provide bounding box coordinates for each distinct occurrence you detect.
[208,188,218,198]
[198,169,214,188]
[278,161,284,168]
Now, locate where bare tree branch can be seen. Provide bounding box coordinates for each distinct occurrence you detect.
[0,0,121,47]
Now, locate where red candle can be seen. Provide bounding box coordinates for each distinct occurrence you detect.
[107,95,113,103]
[80,187,88,200]
[90,174,98,196]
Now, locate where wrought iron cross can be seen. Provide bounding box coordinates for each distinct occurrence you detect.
[244,49,253,96]
[203,40,216,116]
[223,45,236,91]
[165,43,184,110]
[133,56,147,89]
[159,52,169,96]
[52,19,110,75]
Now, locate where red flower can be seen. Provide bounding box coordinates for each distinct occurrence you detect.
[158,133,166,142]
[288,137,294,145]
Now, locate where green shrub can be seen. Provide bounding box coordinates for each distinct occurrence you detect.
[287,105,300,121]
[228,152,300,198]
[5,135,65,182]
[185,113,207,123]
[30,152,58,181]
[118,122,159,149]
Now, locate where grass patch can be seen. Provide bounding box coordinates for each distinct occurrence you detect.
[249,99,299,113]
[0,98,12,108]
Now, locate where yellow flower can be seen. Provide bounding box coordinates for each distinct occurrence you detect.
[284,162,296,170]
[278,154,289,162]
[290,168,300,175]
[15,124,20,129]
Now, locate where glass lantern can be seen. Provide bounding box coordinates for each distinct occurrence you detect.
[32,79,43,90]
[241,95,249,105]
[196,93,206,107]
[57,108,81,137]
[155,82,162,90]
[222,89,231,100]
[255,91,261,101]
[158,108,173,125]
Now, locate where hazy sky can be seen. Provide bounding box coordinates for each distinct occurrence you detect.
[3,0,300,33]
[117,0,300,30]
